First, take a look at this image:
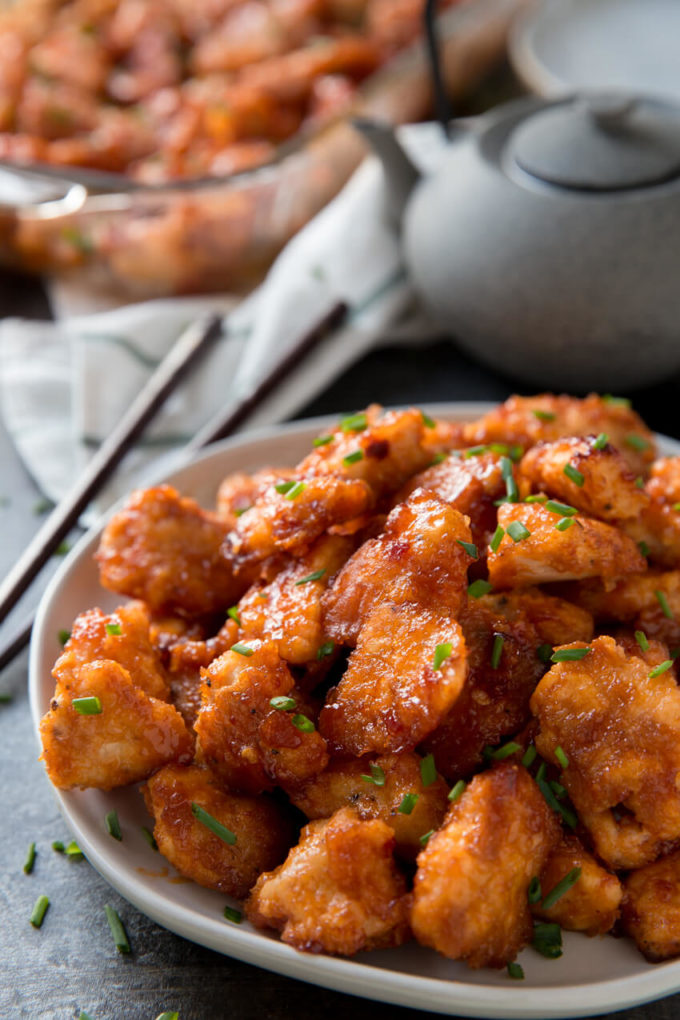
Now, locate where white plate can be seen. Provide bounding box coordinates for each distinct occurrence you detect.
[510,0,680,101]
[29,404,680,1018]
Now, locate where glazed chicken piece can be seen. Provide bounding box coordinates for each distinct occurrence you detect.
[532,835,622,936]
[561,571,680,651]
[55,601,169,701]
[165,617,239,728]
[611,630,673,670]
[531,635,680,869]
[411,763,560,968]
[622,850,680,961]
[286,751,450,859]
[246,806,410,955]
[323,492,473,646]
[319,602,467,756]
[648,457,680,505]
[216,467,294,529]
[195,639,329,794]
[237,533,355,664]
[477,588,594,647]
[144,764,294,897]
[462,394,656,476]
[40,659,192,790]
[97,484,249,616]
[487,503,645,589]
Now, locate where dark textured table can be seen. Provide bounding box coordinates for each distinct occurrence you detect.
[2,268,680,1020]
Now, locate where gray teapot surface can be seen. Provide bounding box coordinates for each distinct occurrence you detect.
[355,93,680,392]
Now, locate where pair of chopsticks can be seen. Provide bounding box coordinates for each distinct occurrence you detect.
[0,300,348,672]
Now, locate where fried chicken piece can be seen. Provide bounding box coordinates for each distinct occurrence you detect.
[611,630,672,670]
[40,659,192,790]
[165,618,239,728]
[216,467,294,529]
[478,589,594,646]
[322,492,473,646]
[54,601,169,701]
[518,436,648,523]
[648,458,680,504]
[411,763,559,968]
[97,484,249,616]
[487,503,645,589]
[422,597,544,781]
[195,639,329,794]
[286,751,449,859]
[237,534,355,664]
[531,635,680,869]
[462,394,656,476]
[622,850,680,961]
[561,571,680,650]
[320,603,467,756]
[618,459,680,568]
[246,806,410,955]
[143,764,294,897]
[533,835,622,936]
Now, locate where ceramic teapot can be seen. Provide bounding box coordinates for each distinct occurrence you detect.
[355,92,680,392]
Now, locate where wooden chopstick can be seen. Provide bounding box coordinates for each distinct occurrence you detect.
[0,299,348,671]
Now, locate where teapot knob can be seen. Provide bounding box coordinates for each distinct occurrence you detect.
[582,93,637,127]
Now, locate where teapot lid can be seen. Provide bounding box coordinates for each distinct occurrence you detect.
[511,93,680,190]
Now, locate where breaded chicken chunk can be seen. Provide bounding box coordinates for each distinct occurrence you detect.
[320,602,467,756]
[144,764,294,897]
[164,618,239,728]
[40,659,192,790]
[622,460,680,568]
[287,751,449,858]
[216,467,294,529]
[622,850,680,961]
[478,588,594,646]
[246,806,410,954]
[322,492,473,646]
[533,835,622,936]
[487,503,645,589]
[531,636,680,868]
[411,763,559,968]
[195,639,329,794]
[562,570,680,623]
[97,484,248,616]
[55,601,169,701]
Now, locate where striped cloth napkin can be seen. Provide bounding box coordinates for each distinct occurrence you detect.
[0,122,446,517]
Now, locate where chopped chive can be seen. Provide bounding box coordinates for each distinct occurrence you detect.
[536,766,577,828]
[507,962,524,980]
[227,606,241,626]
[509,445,524,462]
[457,539,478,558]
[507,520,531,543]
[550,647,590,663]
[650,660,673,679]
[430,452,448,465]
[421,412,436,429]
[541,867,582,910]
[256,592,269,600]
[419,829,434,847]
[531,921,563,958]
[433,642,452,670]
[30,895,49,928]
[104,904,130,954]
[528,876,542,904]
[555,517,574,532]
[601,394,631,408]
[291,713,315,733]
[79,1012,95,1020]
[65,840,83,859]
[343,450,364,465]
[397,792,419,815]
[464,445,487,458]
[55,541,70,556]
[500,456,519,502]
[634,476,644,489]
[23,842,36,874]
[638,540,650,557]
[550,780,567,799]
[223,906,242,924]
[521,745,537,768]
[674,503,680,513]
[105,811,122,841]
[635,630,649,652]
[420,753,437,787]
[274,480,295,494]
[555,746,569,769]
[191,804,237,845]
[317,640,335,659]
[360,763,386,787]
[340,412,367,433]
[673,647,680,660]
[489,525,505,553]
[313,434,334,447]
[270,695,297,711]
[0,692,12,703]
[532,409,556,422]
[234,506,250,517]
[231,643,254,657]
[33,496,54,514]
[525,494,547,504]
[284,481,306,500]
[52,841,65,853]
[593,433,609,450]
[156,1014,179,1020]
[141,826,158,851]
[545,500,578,517]
[72,696,102,715]
[448,779,466,803]
[295,569,326,586]
[468,579,493,598]
[491,633,504,669]
[485,741,522,761]
[58,629,71,646]
[655,590,674,619]
[625,434,650,452]
[105,622,121,636]
[537,644,553,663]
[563,463,585,487]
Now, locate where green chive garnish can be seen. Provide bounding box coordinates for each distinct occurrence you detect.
[270,695,297,711]
[55,541,70,556]
[104,904,130,954]
[23,842,36,874]
[491,633,504,669]
[532,409,556,422]
[234,507,250,517]
[639,540,650,557]
[313,434,334,447]
[72,696,102,715]
[457,539,478,558]
[500,456,519,502]
[52,841,65,853]
[537,644,552,663]
[141,826,158,851]
[231,643,254,657]
[105,622,121,636]
[0,692,14,703]
[541,868,582,910]
[227,606,241,626]
[674,503,680,513]
[433,642,452,670]
[360,763,386,787]
[655,590,673,619]
[65,840,83,859]
[317,640,334,659]
[673,647,680,660]
[30,895,49,928]
[285,481,306,500]
[33,497,54,515]
[191,804,237,845]
[545,500,578,516]
[593,433,608,450]
[635,630,649,652]
[525,494,547,504]
[468,579,492,598]
[291,713,315,733]
[550,647,590,663]
[420,753,437,787]
[343,450,364,465]
[295,569,326,586]
[550,780,567,799]
[555,746,569,769]
[507,520,531,542]
[79,1012,95,1020]
[224,906,242,924]
[531,921,563,958]
[421,412,436,429]
[635,476,644,489]
[625,434,650,452]
[601,394,631,408]
[485,741,522,761]
[563,463,585,487]
[521,745,537,768]
[650,660,673,679]
[340,412,367,433]
[430,452,448,465]
[528,876,542,904]
[536,764,577,828]
[419,829,434,847]
[397,793,418,815]
[507,962,524,980]
[275,480,296,494]
[448,779,466,802]
[106,811,122,841]
[555,517,574,532]
[156,1014,179,1020]
[489,525,505,553]
[464,445,487,458]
